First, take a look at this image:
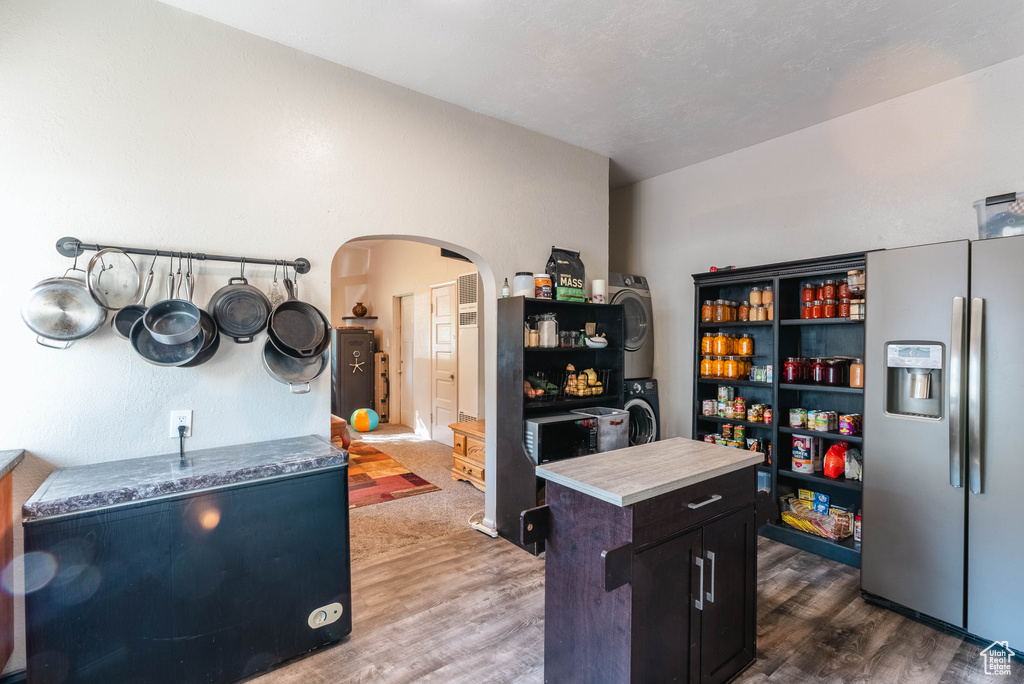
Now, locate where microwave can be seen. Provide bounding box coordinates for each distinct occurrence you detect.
[524,413,599,465]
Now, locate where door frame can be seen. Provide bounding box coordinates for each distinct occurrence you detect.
[392,293,414,429]
[430,280,458,444]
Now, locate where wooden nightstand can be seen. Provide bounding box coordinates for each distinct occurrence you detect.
[449,419,485,492]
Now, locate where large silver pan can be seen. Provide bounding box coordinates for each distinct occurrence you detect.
[262,339,328,394]
[22,268,107,349]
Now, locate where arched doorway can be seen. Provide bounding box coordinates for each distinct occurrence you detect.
[330,235,499,555]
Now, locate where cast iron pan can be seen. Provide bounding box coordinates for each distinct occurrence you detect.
[268,279,329,358]
[208,276,271,344]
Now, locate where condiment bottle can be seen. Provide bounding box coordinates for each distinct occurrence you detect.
[502,278,510,298]
[749,287,763,307]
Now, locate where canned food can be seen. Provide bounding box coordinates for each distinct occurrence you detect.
[717,401,727,417]
[748,404,762,422]
[724,404,735,419]
[789,408,807,428]
[814,412,829,432]
[734,425,746,442]
[702,399,716,416]
[718,386,734,403]
[763,407,773,424]
[704,434,716,443]
[722,424,733,440]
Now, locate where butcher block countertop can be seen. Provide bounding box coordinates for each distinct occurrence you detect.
[0,450,24,480]
[23,435,347,522]
[536,437,762,507]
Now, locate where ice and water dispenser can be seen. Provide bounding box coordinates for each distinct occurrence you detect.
[884,343,944,419]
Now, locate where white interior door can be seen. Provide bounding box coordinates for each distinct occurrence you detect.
[431,283,456,447]
[399,294,414,429]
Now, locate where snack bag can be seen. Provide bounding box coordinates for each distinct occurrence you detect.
[546,247,586,302]
[823,441,848,479]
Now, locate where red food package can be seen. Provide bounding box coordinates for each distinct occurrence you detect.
[824,442,849,479]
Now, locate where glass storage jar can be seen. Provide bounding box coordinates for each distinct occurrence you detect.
[738,334,754,357]
[812,300,823,319]
[847,270,866,296]
[701,332,715,355]
[724,356,740,380]
[850,358,864,388]
[701,300,714,322]
[700,356,713,378]
[810,358,826,384]
[536,313,558,348]
[823,299,837,318]
[711,356,725,378]
[762,285,773,305]
[802,283,816,303]
[749,287,763,307]
[822,279,837,300]
[801,301,813,319]
[838,298,851,318]
[850,298,866,320]
[824,358,848,386]
[783,357,801,384]
[713,299,727,322]
[738,301,750,321]
[838,280,850,299]
[712,332,729,356]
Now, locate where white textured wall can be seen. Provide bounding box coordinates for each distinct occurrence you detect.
[0,0,607,672]
[610,54,1024,441]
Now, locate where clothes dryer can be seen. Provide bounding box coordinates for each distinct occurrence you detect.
[608,273,654,379]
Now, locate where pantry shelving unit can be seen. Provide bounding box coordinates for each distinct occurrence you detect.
[692,252,868,567]
[495,297,625,555]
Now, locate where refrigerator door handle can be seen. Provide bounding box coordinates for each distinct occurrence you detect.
[949,296,966,488]
[968,298,984,494]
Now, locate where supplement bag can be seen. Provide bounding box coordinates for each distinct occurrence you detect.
[546,247,586,302]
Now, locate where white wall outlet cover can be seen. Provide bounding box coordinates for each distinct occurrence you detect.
[169,410,193,438]
[307,602,344,629]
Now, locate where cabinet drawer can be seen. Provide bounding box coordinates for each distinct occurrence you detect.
[453,455,485,483]
[632,466,755,549]
[466,439,485,464]
[453,433,466,455]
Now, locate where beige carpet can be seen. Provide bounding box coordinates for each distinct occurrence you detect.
[346,422,486,562]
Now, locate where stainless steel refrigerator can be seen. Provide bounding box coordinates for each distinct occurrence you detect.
[863,236,1024,649]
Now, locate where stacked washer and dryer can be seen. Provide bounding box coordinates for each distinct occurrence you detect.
[608,273,661,445]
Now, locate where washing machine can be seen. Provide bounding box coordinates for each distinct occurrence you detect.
[624,378,660,445]
[608,272,654,380]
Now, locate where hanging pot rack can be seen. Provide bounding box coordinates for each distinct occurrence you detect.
[55,236,311,275]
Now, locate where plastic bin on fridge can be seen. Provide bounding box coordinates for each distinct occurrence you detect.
[571,407,629,453]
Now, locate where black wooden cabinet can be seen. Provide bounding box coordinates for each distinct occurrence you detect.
[536,466,757,683]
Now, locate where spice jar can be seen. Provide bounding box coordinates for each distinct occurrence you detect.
[711,356,725,378]
[850,358,864,388]
[701,300,714,322]
[762,285,773,306]
[701,332,715,355]
[801,301,813,319]
[801,283,816,303]
[822,279,837,300]
[838,280,850,299]
[749,287,763,307]
[783,357,801,384]
[713,299,727,322]
[700,356,713,377]
[738,334,754,357]
[810,358,826,384]
[738,300,750,321]
[812,300,823,319]
[823,299,837,318]
[839,298,851,318]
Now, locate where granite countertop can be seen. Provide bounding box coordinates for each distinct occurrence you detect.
[536,437,763,507]
[24,435,347,522]
[0,449,24,480]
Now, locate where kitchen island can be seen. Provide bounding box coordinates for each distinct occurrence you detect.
[23,435,351,684]
[525,438,762,684]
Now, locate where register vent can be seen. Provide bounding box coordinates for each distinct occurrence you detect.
[459,311,477,327]
[458,412,477,423]
[458,273,478,306]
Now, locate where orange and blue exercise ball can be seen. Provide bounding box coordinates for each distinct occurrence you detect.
[350,408,379,432]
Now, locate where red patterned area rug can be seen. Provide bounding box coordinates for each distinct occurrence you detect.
[338,439,441,509]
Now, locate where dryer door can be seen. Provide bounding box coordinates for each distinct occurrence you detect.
[611,290,650,352]
[624,397,657,445]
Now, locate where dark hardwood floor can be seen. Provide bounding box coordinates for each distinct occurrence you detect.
[251,531,1022,684]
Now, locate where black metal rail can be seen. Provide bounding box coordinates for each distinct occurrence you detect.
[56,236,311,274]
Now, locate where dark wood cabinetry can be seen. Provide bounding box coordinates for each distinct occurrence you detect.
[693,253,867,567]
[536,464,757,683]
[495,297,624,553]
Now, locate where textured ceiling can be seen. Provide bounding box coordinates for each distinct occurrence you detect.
[159,0,1024,187]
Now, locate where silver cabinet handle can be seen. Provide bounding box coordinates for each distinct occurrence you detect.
[949,296,966,488]
[687,494,722,510]
[705,551,716,603]
[694,557,704,611]
[968,298,984,494]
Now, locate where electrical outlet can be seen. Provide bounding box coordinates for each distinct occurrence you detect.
[169,410,193,438]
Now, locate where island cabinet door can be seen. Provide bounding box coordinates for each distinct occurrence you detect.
[699,505,756,684]
[630,527,702,683]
